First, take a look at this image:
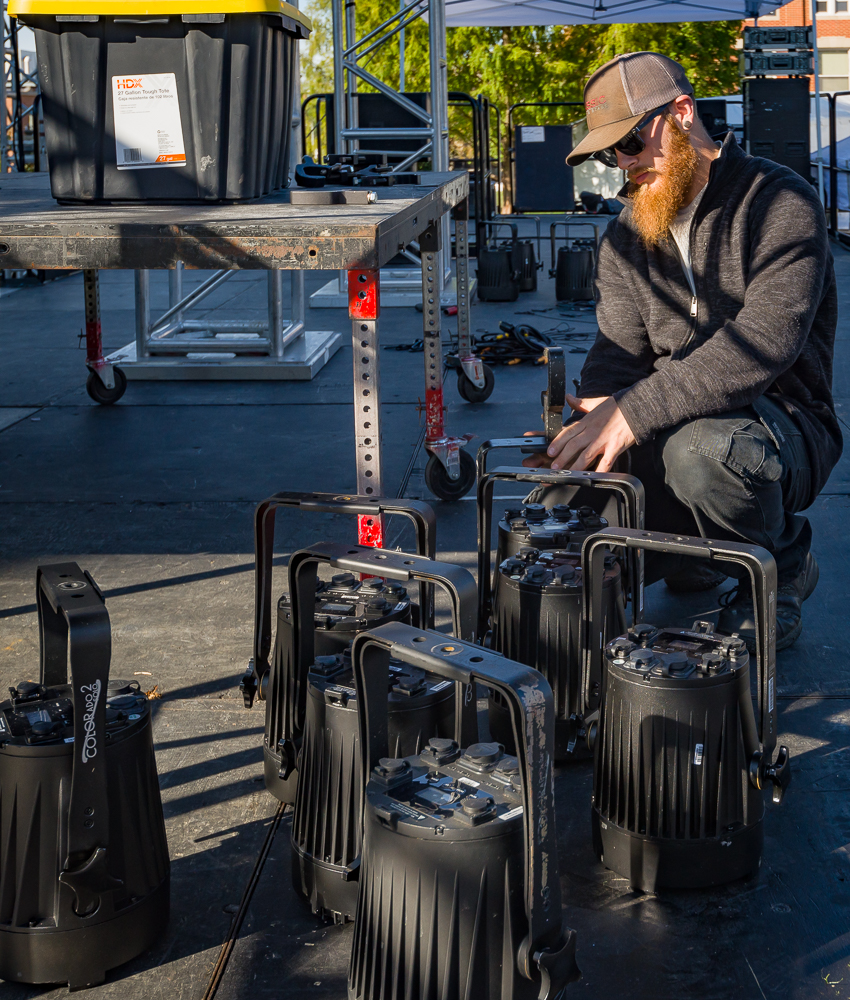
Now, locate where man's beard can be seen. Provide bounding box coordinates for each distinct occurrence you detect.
[627,116,699,248]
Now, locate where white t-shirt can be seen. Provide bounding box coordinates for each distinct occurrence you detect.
[668,184,707,295]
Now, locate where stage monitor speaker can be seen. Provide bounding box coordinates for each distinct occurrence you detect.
[743,77,811,180]
[513,124,575,212]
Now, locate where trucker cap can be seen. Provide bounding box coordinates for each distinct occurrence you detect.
[567,52,694,166]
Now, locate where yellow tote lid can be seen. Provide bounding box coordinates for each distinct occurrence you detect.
[8,0,311,32]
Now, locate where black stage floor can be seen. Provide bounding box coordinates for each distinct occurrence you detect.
[2,246,850,999]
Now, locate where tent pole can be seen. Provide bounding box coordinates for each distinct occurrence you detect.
[811,0,826,207]
[429,0,450,288]
[399,0,405,92]
[332,0,346,156]
[346,0,359,151]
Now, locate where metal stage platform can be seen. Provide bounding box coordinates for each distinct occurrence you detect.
[0,171,465,271]
[0,169,479,504]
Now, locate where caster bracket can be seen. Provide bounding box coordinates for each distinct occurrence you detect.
[460,355,486,389]
[86,360,115,391]
[426,435,474,481]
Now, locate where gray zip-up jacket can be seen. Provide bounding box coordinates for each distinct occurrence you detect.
[579,133,841,503]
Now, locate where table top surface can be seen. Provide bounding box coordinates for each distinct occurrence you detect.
[0,170,469,271]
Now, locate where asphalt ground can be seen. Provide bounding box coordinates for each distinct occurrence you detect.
[1,236,850,1000]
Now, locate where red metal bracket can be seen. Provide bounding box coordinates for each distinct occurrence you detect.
[425,381,445,442]
[348,270,380,320]
[357,513,384,549]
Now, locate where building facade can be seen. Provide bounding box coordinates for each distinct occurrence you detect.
[745,0,850,92]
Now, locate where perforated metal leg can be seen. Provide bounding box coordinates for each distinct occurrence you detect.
[83,269,114,389]
[348,269,384,545]
[421,235,444,445]
[420,222,472,485]
[454,198,485,389]
[455,212,472,357]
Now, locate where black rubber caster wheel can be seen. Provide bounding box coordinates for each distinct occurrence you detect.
[457,364,495,403]
[86,367,127,405]
[424,449,476,501]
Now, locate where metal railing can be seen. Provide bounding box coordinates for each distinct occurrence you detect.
[825,90,850,240]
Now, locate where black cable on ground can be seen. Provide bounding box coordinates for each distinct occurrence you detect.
[386,320,593,363]
[201,801,287,1000]
[471,321,593,365]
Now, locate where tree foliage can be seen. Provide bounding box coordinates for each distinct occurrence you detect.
[301,0,743,111]
[301,0,334,98]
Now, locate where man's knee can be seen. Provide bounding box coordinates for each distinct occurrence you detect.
[657,410,782,504]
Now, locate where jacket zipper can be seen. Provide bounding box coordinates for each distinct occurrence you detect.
[679,152,722,353]
[679,285,699,359]
[670,220,700,360]
[675,296,698,360]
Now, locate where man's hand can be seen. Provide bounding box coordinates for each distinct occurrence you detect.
[522,394,636,472]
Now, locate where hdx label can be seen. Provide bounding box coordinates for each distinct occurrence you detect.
[112,73,187,170]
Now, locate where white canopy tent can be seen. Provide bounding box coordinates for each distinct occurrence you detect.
[443,0,789,25]
[442,0,826,204]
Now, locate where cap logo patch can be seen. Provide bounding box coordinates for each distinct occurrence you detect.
[586,95,607,113]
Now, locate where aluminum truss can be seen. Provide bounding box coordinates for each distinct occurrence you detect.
[332,0,449,174]
[2,1,46,291]
[2,0,15,173]
[2,1,42,174]
[310,0,454,307]
[102,266,343,386]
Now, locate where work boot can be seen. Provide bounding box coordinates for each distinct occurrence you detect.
[664,563,728,593]
[717,552,819,652]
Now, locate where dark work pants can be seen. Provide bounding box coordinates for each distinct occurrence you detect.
[629,395,813,586]
[531,394,814,587]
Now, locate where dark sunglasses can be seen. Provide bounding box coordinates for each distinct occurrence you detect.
[592,106,669,169]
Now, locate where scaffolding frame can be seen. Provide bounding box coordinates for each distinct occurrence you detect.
[2,1,42,174]
[324,0,451,299]
[311,2,486,397]
[332,0,448,173]
[2,0,15,173]
[2,1,46,286]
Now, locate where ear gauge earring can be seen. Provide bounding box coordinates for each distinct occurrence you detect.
[683,120,693,130]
